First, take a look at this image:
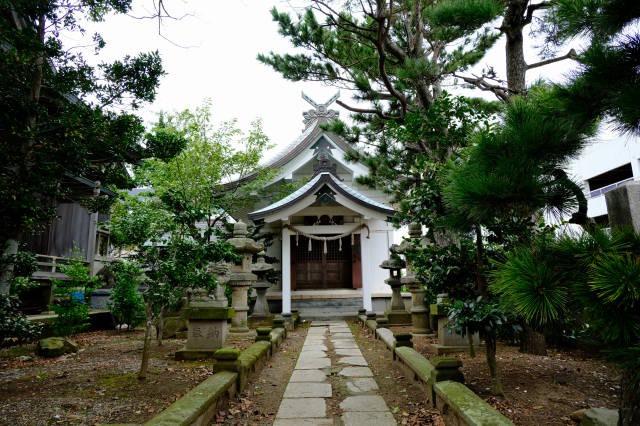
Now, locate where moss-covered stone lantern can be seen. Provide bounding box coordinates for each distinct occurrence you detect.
[227,221,263,334]
[399,223,431,335]
[380,244,411,325]
[250,251,273,320]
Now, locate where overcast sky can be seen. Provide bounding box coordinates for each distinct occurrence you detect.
[74,0,583,152]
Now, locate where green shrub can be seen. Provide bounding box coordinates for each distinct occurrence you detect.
[0,294,42,347]
[109,261,145,330]
[51,257,99,336]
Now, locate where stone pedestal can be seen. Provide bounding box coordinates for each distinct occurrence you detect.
[405,281,430,335]
[605,182,640,232]
[429,297,480,355]
[175,305,235,360]
[380,245,411,325]
[250,252,273,321]
[227,221,263,335]
[397,224,432,335]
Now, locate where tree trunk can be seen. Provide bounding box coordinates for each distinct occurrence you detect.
[502,0,529,95]
[485,332,504,396]
[520,324,547,355]
[619,369,640,425]
[156,307,164,346]
[0,239,19,295]
[467,330,476,358]
[505,29,526,94]
[474,225,487,295]
[138,306,153,380]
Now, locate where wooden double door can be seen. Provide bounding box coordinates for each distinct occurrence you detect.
[291,234,361,290]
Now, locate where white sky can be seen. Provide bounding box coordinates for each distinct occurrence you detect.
[75,0,582,152]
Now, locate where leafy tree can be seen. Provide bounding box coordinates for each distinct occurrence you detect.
[0,0,171,294]
[447,297,509,393]
[110,103,272,379]
[109,261,146,331]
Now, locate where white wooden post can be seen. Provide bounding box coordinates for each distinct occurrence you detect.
[360,227,373,312]
[281,226,292,314]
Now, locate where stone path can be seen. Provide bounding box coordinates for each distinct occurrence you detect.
[274,320,396,426]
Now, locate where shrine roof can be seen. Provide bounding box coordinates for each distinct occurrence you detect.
[248,171,394,221]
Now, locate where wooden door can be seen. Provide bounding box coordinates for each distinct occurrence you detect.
[291,235,352,289]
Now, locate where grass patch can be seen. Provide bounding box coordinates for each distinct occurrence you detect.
[97,372,139,394]
[0,344,35,359]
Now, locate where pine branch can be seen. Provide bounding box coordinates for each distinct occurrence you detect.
[453,73,511,102]
[523,1,551,26]
[336,99,400,120]
[527,49,577,70]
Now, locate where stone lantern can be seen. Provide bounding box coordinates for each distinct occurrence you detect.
[380,244,411,325]
[174,263,235,360]
[399,223,431,335]
[250,251,273,321]
[227,221,263,335]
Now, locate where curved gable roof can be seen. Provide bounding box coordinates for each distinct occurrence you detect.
[223,119,357,190]
[248,172,394,221]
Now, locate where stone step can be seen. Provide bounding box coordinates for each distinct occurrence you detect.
[291,297,362,320]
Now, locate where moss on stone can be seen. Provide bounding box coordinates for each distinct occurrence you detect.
[434,381,513,426]
[146,371,237,426]
[256,327,272,336]
[394,346,434,383]
[213,347,240,361]
[238,341,270,369]
[36,337,78,358]
[431,356,462,369]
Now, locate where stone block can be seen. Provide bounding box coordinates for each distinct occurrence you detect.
[295,357,331,370]
[394,332,413,348]
[340,395,389,412]
[283,382,332,398]
[338,356,368,366]
[437,317,479,347]
[342,412,396,426]
[290,369,328,383]
[339,367,373,377]
[433,381,513,426]
[581,408,619,426]
[276,398,326,419]
[346,378,379,394]
[605,182,640,232]
[274,419,332,426]
[36,337,78,358]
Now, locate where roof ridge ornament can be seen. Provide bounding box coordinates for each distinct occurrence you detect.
[302,91,340,129]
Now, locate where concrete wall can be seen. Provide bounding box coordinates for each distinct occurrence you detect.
[563,128,640,220]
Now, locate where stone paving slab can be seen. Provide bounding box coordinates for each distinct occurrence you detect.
[335,348,362,356]
[297,351,328,359]
[331,332,354,338]
[339,366,374,377]
[275,320,395,425]
[284,382,332,398]
[340,395,389,412]
[342,411,396,426]
[296,357,331,370]
[301,344,328,352]
[290,369,328,383]
[276,398,327,418]
[338,356,368,366]
[274,419,333,426]
[346,378,379,394]
[332,341,358,349]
